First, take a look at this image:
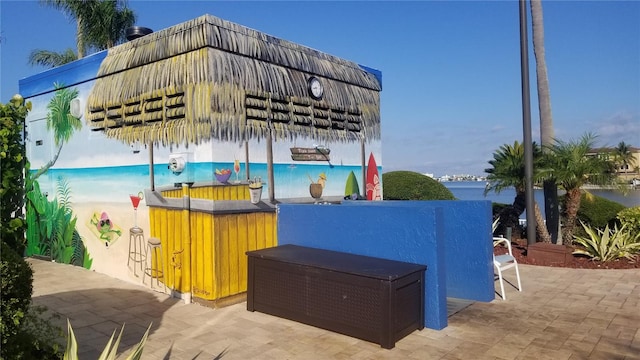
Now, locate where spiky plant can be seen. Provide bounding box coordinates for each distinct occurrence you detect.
[572,221,640,262]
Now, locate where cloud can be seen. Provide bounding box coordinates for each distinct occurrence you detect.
[587,111,640,147]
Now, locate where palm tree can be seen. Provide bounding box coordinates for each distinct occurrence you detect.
[530,0,560,243]
[39,0,92,59]
[28,48,78,68]
[484,141,552,243]
[545,133,618,245]
[29,0,135,68]
[32,84,82,180]
[83,0,135,51]
[613,141,637,173]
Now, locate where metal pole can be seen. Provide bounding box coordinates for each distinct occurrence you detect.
[266,130,275,203]
[361,138,366,198]
[148,140,155,191]
[244,140,250,181]
[519,0,537,245]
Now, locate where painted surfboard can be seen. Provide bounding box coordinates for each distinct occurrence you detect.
[366,153,381,201]
[344,170,360,197]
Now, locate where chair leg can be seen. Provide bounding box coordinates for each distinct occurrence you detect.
[497,269,506,300]
[515,265,522,292]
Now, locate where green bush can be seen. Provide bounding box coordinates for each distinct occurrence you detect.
[0,97,31,255]
[617,207,640,235]
[574,192,626,230]
[382,171,456,200]
[0,242,62,360]
[1,241,34,358]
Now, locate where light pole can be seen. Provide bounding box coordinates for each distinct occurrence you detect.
[519,0,537,245]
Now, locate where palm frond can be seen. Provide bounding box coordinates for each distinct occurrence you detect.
[28,48,77,68]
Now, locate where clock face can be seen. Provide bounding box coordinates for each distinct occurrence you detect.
[308,77,324,100]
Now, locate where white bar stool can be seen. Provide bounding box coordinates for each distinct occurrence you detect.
[127,227,146,276]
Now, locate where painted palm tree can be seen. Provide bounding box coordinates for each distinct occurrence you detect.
[29,0,135,67]
[32,84,81,180]
[545,133,618,246]
[531,0,560,243]
[484,141,552,243]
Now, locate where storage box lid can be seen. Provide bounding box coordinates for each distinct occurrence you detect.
[247,244,426,281]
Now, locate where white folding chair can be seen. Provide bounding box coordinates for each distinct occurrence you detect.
[493,236,522,300]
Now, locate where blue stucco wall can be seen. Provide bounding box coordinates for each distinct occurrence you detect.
[19,51,106,98]
[342,200,494,302]
[277,203,448,329]
[276,201,494,330]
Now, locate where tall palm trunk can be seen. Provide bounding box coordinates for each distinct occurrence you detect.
[531,0,554,146]
[534,202,552,243]
[561,188,582,245]
[531,0,559,242]
[76,14,85,58]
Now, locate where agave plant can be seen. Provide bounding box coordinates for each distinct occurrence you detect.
[64,319,151,360]
[572,221,640,262]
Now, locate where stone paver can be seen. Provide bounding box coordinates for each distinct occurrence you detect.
[29,259,640,359]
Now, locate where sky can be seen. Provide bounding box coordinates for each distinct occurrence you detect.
[1,0,639,177]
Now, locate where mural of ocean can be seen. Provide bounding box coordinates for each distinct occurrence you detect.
[35,162,374,203]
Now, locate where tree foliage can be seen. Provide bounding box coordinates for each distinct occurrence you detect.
[544,133,618,245]
[484,141,551,242]
[0,242,34,358]
[0,96,31,255]
[382,171,456,200]
[30,0,136,67]
[28,48,78,68]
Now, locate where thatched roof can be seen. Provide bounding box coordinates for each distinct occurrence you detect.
[85,14,381,146]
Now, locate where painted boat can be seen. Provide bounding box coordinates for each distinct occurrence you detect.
[290,147,331,161]
[290,146,330,155]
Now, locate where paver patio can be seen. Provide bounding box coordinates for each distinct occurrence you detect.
[29,259,640,359]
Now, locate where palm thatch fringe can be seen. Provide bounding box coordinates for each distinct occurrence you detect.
[87,14,380,146]
[102,14,380,91]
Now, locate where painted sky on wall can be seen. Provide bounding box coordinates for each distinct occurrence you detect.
[1,1,638,177]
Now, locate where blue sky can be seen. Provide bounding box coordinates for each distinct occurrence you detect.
[1,1,638,177]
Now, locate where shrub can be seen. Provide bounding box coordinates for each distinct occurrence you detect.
[382,171,456,200]
[0,98,31,255]
[574,192,626,230]
[572,221,640,262]
[1,242,62,359]
[617,207,640,235]
[1,241,34,358]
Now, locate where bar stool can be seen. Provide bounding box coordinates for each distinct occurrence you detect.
[143,237,166,292]
[127,226,146,276]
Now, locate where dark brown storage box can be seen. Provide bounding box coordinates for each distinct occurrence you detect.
[246,244,426,349]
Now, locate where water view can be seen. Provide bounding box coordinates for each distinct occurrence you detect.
[443,181,640,208]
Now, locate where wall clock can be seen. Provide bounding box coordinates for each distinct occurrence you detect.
[308,76,324,100]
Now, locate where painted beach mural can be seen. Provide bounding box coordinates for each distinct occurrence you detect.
[21,14,382,301]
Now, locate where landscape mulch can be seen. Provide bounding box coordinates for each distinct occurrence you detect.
[495,238,640,270]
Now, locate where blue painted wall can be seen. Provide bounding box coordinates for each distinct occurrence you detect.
[276,201,494,330]
[343,200,494,302]
[19,51,107,98]
[277,203,449,329]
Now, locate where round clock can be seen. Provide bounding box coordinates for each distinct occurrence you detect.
[308,76,324,100]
